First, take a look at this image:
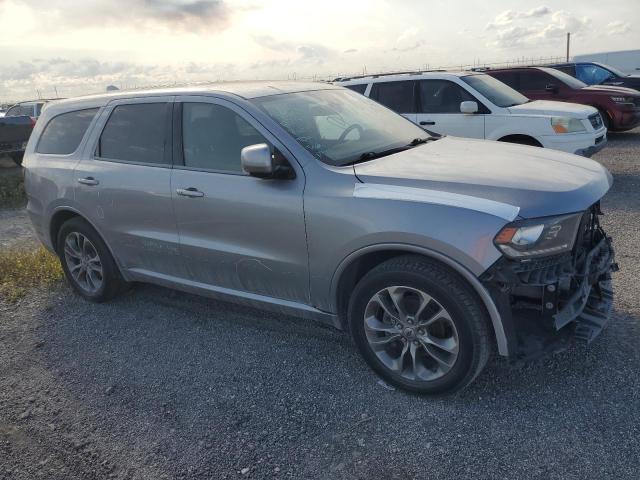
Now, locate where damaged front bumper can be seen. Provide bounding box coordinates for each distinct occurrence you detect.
[481,205,618,360]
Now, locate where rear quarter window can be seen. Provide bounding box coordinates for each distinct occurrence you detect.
[36,108,99,155]
[343,84,367,95]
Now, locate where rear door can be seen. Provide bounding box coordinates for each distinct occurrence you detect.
[74,96,185,278]
[415,79,485,138]
[170,96,309,303]
[369,80,417,123]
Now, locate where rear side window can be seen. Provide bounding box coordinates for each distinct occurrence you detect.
[418,80,475,113]
[489,71,519,89]
[519,70,553,90]
[182,102,267,173]
[98,103,169,165]
[36,108,99,155]
[343,84,367,95]
[370,81,416,113]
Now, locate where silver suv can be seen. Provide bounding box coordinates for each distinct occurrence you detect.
[24,82,617,394]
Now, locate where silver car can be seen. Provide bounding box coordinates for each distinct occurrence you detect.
[24,82,617,394]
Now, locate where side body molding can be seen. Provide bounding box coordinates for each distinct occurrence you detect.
[330,243,509,356]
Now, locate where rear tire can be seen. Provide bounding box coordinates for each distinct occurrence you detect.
[348,255,492,394]
[56,217,125,302]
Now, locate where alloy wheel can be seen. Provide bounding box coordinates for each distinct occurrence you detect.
[363,286,459,382]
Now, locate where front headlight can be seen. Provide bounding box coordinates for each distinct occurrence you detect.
[494,213,583,259]
[610,96,635,105]
[551,117,586,134]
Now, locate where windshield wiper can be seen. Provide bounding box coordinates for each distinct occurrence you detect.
[355,138,434,163]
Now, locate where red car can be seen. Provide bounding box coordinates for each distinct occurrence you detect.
[486,66,640,131]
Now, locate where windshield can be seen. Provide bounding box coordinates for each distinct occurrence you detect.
[594,62,628,78]
[461,74,529,107]
[252,89,430,166]
[541,67,587,89]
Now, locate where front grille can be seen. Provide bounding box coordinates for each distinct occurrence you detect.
[595,135,604,145]
[588,113,603,129]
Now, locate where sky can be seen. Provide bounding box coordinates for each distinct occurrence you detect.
[0,0,638,101]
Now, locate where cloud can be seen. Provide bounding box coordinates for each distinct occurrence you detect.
[607,20,631,36]
[486,7,590,49]
[343,48,358,54]
[252,35,333,65]
[7,0,235,32]
[486,5,551,29]
[0,57,241,100]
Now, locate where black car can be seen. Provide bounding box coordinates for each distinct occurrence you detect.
[550,62,640,92]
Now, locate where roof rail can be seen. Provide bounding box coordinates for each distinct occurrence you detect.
[333,69,450,82]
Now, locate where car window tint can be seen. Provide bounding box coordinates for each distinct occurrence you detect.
[98,103,168,164]
[36,108,99,155]
[490,71,519,89]
[344,84,367,95]
[419,80,474,113]
[554,65,576,77]
[6,105,32,116]
[182,103,267,172]
[519,70,552,90]
[370,81,416,113]
[576,64,612,84]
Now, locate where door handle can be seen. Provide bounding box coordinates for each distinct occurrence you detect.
[420,121,435,126]
[78,177,99,186]
[176,187,204,198]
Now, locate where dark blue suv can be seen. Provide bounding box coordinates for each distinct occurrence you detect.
[550,62,640,92]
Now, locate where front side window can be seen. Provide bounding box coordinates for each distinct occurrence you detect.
[252,89,428,166]
[36,108,99,155]
[461,74,529,108]
[182,103,267,172]
[370,81,416,113]
[541,67,587,89]
[418,80,476,113]
[98,103,169,164]
[576,64,613,85]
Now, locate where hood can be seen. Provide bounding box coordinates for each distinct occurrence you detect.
[582,85,640,96]
[508,100,597,118]
[353,136,612,219]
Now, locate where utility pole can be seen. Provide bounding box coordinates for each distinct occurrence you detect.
[566,32,571,62]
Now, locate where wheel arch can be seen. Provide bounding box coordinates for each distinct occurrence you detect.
[330,244,509,356]
[497,134,543,147]
[48,207,127,278]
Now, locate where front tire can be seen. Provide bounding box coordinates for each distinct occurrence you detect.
[348,255,492,394]
[57,217,125,302]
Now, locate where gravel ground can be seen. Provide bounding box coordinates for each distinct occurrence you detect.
[1,131,640,479]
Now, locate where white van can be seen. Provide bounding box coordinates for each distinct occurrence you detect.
[335,72,607,157]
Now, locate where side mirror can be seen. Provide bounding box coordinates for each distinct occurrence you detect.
[241,143,274,178]
[545,83,559,93]
[241,143,294,179]
[460,101,478,114]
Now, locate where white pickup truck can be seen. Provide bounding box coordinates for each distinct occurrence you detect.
[335,71,607,157]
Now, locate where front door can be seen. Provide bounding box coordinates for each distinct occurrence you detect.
[171,96,309,303]
[74,97,185,278]
[415,80,485,138]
